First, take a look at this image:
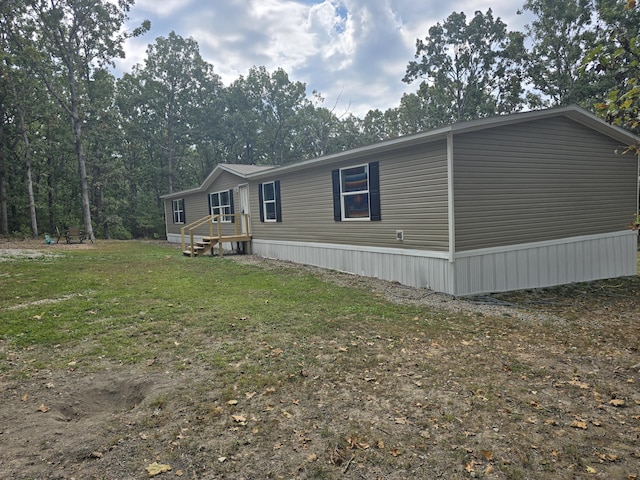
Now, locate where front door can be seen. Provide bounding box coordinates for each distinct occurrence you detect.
[238,184,250,234]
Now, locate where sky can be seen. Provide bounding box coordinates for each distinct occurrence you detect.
[115,0,534,118]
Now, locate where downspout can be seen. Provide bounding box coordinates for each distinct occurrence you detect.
[447,132,456,295]
[447,132,455,264]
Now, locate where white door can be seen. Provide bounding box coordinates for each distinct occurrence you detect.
[238,184,250,234]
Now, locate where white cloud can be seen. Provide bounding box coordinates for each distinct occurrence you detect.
[115,0,532,117]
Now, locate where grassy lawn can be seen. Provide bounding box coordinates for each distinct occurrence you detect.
[0,240,638,479]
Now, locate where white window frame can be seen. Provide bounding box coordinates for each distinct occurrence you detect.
[261,181,277,222]
[340,164,370,221]
[210,190,231,223]
[172,199,185,224]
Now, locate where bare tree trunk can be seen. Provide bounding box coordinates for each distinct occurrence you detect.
[167,100,175,194]
[0,113,7,235]
[69,71,95,241]
[8,70,39,238]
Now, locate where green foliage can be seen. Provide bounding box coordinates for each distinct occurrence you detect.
[585,0,640,143]
[403,9,527,126]
[519,0,612,108]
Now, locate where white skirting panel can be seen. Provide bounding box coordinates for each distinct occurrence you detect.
[177,232,637,296]
[454,231,638,296]
[252,239,454,294]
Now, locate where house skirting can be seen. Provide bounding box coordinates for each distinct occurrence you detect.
[454,230,637,295]
[252,239,454,293]
[252,231,637,296]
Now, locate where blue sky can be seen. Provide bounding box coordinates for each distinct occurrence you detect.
[116,0,533,117]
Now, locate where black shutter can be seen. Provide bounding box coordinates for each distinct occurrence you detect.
[207,193,212,216]
[275,180,282,222]
[258,184,265,222]
[331,169,341,222]
[369,162,381,221]
[229,189,235,223]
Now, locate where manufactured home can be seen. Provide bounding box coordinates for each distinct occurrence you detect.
[161,106,640,296]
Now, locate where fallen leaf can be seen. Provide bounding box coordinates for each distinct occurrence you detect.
[175,470,184,477]
[481,449,494,461]
[571,420,588,430]
[599,453,619,462]
[306,453,318,462]
[21,393,29,402]
[586,465,597,474]
[609,399,625,407]
[485,465,494,474]
[390,448,402,457]
[37,404,49,413]
[90,451,103,459]
[376,440,385,449]
[271,348,283,357]
[210,406,224,416]
[395,417,408,425]
[569,379,589,389]
[231,414,247,423]
[218,457,227,463]
[245,391,256,399]
[227,399,238,405]
[145,462,172,477]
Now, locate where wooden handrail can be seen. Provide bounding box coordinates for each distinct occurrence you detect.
[181,213,251,257]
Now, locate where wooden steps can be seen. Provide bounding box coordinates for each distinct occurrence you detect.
[182,237,218,256]
[182,235,250,257]
[181,214,251,257]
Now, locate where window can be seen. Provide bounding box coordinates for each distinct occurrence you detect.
[172,199,185,224]
[209,190,234,222]
[258,181,282,222]
[332,162,381,222]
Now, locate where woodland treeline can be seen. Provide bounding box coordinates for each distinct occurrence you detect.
[1,0,638,240]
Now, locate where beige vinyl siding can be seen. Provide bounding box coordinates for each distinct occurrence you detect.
[250,141,449,251]
[165,171,245,237]
[453,117,638,251]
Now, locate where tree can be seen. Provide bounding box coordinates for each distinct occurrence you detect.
[403,9,527,126]
[26,0,148,240]
[131,31,222,193]
[519,0,610,107]
[586,0,640,144]
[226,66,311,166]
